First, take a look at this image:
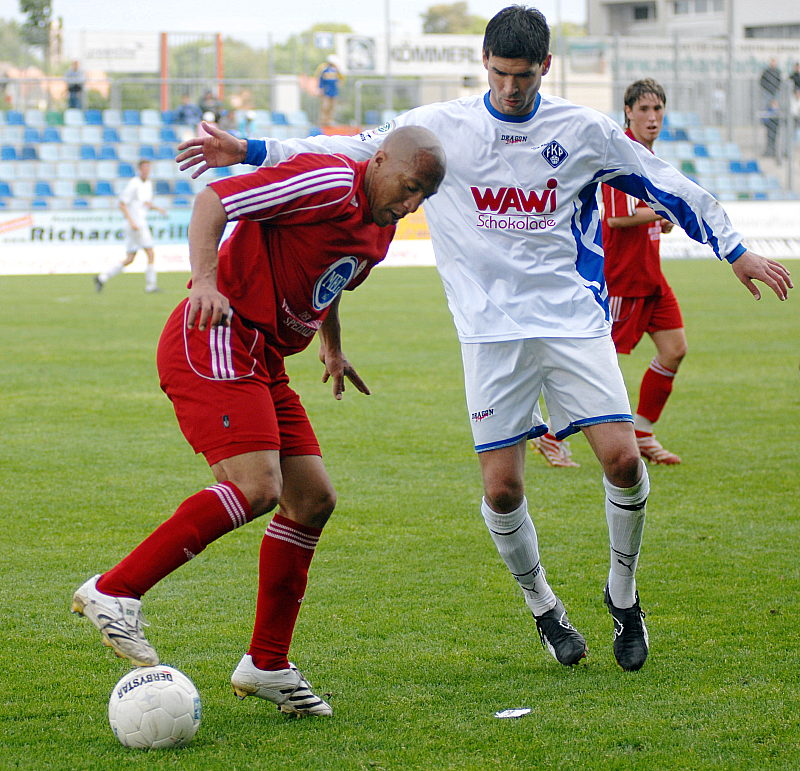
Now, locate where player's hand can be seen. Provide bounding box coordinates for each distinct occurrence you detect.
[731,250,793,301]
[660,219,674,233]
[319,345,370,400]
[186,284,231,331]
[175,122,246,179]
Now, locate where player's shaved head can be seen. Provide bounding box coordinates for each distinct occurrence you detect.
[365,126,446,227]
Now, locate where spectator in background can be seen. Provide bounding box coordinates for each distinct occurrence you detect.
[315,55,344,126]
[789,61,800,94]
[94,160,167,294]
[175,93,202,126]
[65,61,85,109]
[199,89,223,122]
[759,58,782,108]
[762,99,780,158]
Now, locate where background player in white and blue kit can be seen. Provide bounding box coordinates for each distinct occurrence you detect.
[177,6,792,672]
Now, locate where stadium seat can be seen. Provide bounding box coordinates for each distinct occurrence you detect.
[155,145,174,159]
[64,108,84,126]
[24,109,45,127]
[0,199,7,209]
[117,143,139,163]
[23,127,42,143]
[95,180,115,196]
[161,110,178,125]
[58,144,81,161]
[139,126,159,144]
[155,180,172,195]
[723,143,740,160]
[31,199,50,209]
[271,112,289,125]
[42,126,62,142]
[174,179,193,196]
[38,144,60,163]
[61,126,81,144]
[172,196,192,207]
[0,181,12,197]
[84,109,103,125]
[79,126,102,144]
[73,198,90,208]
[75,180,93,196]
[46,111,65,126]
[152,160,176,178]
[693,144,709,158]
[20,146,38,161]
[80,145,97,160]
[119,126,139,144]
[53,179,75,198]
[35,181,54,197]
[122,110,142,125]
[13,180,34,198]
[96,160,117,179]
[159,126,179,143]
[103,109,122,127]
[76,160,97,178]
[102,127,121,143]
[56,162,78,180]
[1,125,24,143]
[289,109,310,126]
[139,145,156,160]
[680,160,696,175]
[141,109,162,126]
[1,146,17,161]
[112,178,129,196]
[98,146,119,160]
[212,166,232,177]
[6,110,25,125]
[118,162,135,178]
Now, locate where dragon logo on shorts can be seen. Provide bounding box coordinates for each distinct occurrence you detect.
[541,140,568,168]
[312,256,359,311]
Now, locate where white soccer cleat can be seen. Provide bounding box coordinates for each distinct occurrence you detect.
[636,433,681,465]
[71,574,159,667]
[231,654,332,717]
[530,434,580,468]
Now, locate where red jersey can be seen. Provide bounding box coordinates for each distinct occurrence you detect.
[601,129,669,297]
[208,154,394,356]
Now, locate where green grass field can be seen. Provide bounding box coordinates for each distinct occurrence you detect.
[1,261,798,770]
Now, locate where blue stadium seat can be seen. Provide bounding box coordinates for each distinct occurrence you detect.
[102,127,121,143]
[122,110,142,125]
[80,145,97,160]
[172,196,192,207]
[174,179,193,196]
[20,146,38,161]
[118,162,135,178]
[31,199,50,208]
[95,180,115,196]
[73,198,90,208]
[693,144,709,158]
[658,128,672,141]
[42,127,62,142]
[1,146,17,161]
[155,145,174,159]
[98,146,119,160]
[84,109,103,125]
[0,181,12,197]
[161,110,178,125]
[155,180,172,195]
[138,145,156,160]
[159,126,179,143]
[271,112,289,125]
[35,181,54,197]
[6,110,25,125]
[23,127,41,143]
[729,160,747,174]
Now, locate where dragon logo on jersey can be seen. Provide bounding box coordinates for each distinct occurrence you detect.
[541,140,568,168]
[312,256,359,311]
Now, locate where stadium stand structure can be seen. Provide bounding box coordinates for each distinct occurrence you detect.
[0,108,316,211]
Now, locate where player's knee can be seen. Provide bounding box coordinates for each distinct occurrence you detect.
[236,478,281,518]
[292,485,337,529]
[483,478,525,514]
[603,448,642,487]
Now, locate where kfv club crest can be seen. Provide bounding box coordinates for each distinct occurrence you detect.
[541,140,568,168]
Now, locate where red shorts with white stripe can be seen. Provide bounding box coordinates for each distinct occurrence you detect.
[156,299,320,465]
[608,285,684,355]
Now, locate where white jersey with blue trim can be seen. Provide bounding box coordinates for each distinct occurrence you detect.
[260,91,745,343]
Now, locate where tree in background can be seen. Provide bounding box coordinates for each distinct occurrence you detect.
[18,0,53,70]
[421,2,487,34]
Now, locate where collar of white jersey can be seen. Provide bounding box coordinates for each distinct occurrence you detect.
[482,91,541,123]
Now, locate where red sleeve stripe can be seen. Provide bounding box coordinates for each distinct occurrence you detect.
[221,168,355,219]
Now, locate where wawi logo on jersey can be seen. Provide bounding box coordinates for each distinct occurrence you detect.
[470,179,558,232]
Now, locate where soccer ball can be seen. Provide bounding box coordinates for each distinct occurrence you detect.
[108,665,201,749]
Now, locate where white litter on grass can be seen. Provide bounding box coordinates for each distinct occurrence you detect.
[494,708,532,719]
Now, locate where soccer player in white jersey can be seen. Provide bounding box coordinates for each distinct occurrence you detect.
[95,159,167,294]
[176,6,792,672]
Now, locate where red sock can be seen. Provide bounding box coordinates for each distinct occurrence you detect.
[248,514,322,671]
[636,358,677,424]
[97,482,253,599]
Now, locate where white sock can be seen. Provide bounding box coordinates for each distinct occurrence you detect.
[633,415,654,433]
[604,461,649,608]
[480,497,556,615]
[145,264,157,291]
[100,262,124,283]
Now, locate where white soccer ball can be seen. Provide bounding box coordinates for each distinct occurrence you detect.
[108,665,202,749]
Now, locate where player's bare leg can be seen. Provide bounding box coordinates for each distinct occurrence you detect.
[582,421,650,670]
[478,442,587,665]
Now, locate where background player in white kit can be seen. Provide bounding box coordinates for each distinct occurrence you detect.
[176,6,792,672]
[95,159,167,294]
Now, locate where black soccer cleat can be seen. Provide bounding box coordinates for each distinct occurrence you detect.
[534,597,588,666]
[604,584,649,671]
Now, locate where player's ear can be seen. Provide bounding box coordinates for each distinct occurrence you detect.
[541,54,552,75]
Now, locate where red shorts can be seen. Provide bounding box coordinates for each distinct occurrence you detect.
[608,285,684,355]
[156,300,320,465]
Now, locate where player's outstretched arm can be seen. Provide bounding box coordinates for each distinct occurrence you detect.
[318,296,371,400]
[176,122,247,179]
[731,250,793,301]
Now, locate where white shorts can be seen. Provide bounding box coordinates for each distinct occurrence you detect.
[461,335,633,452]
[125,223,154,253]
